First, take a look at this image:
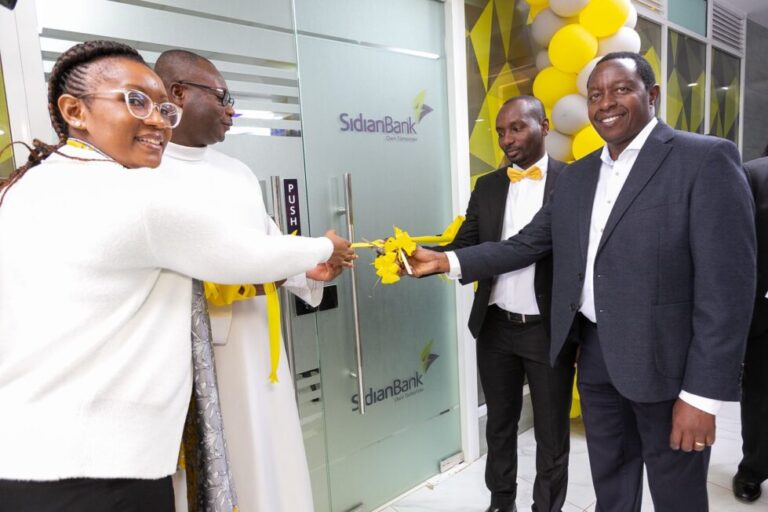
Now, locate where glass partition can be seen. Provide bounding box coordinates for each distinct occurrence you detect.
[667,30,707,134]
[465,0,537,180]
[710,47,740,144]
[637,17,662,111]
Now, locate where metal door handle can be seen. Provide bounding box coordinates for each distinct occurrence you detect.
[342,173,366,415]
[270,176,298,403]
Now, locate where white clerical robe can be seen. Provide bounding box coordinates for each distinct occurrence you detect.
[161,143,319,512]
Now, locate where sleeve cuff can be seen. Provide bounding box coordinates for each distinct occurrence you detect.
[679,390,723,415]
[284,272,324,307]
[446,251,462,280]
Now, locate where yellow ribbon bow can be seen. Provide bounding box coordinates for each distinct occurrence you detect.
[351,216,466,285]
[507,165,543,183]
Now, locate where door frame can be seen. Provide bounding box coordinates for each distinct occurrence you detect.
[444,0,481,465]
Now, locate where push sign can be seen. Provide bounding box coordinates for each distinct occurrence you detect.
[283,178,301,236]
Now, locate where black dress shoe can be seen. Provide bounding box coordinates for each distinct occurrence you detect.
[733,473,762,503]
[485,506,517,512]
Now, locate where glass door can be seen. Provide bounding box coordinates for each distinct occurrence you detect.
[293,1,462,510]
[17,1,462,510]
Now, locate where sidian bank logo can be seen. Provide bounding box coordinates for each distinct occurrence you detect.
[338,90,434,142]
[412,90,434,124]
[351,339,439,411]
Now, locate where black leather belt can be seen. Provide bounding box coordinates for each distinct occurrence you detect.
[489,304,541,324]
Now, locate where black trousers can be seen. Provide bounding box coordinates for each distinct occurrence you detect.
[577,316,710,512]
[0,476,174,512]
[739,330,768,482]
[477,306,576,511]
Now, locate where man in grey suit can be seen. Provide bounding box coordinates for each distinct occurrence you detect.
[408,52,756,511]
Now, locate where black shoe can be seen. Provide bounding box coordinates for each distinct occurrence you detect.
[485,506,517,512]
[733,473,762,503]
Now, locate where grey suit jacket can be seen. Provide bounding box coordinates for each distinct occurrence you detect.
[454,121,756,403]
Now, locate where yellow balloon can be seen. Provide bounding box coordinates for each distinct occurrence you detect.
[572,124,605,159]
[549,24,598,74]
[579,0,631,38]
[533,67,578,108]
[526,0,549,7]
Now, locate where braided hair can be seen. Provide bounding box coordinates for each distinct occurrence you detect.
[0,40,145,206]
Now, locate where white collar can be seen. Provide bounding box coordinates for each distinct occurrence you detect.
[164,142,209,162]
[600,117,659,166]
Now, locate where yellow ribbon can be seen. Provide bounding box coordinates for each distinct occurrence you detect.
[66,139,92,151]
[263,282,281,384]
[352,216,465,284]
[351,215,465,250]
[203,281,282,384]
[507,165,543,183]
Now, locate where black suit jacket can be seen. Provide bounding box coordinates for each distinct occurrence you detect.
[454,122,756,403]
[436,157,565,338]
[745,157,768,339]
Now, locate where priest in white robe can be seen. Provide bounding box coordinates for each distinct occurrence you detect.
[155,49,341,512]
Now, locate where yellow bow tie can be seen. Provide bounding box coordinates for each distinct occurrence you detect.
[507,166,543,183]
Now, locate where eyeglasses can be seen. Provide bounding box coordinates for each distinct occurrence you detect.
[176,80,235,107]
[78,89,183,128]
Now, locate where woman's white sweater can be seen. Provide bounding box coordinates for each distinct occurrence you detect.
[0,145,332,480]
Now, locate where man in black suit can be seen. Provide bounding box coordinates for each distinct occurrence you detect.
[732,156,768,503]
[437,96,574,512]
[408,53,756,511]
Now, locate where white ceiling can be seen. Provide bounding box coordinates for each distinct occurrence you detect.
[720,0,768,28]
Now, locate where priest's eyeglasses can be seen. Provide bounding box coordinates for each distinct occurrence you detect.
[78,89,183,128]
[176,80,235,107]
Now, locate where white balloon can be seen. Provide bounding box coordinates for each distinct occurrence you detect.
[577,57,602,97]
[545,130,574,162]
[598,27,642,56]
[624,4,638,28]
[549,0,590,18]
[551,94,590,135]
[531,9,569,47]
[535,49,551,70]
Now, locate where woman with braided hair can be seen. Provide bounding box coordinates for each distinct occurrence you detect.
[0,40,354,511]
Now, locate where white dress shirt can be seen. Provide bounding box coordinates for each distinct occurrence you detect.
[578,118,658,321]
[488,155,549,314]
[579,118,720,415]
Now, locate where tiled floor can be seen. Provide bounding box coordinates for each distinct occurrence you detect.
[383,402,768,511]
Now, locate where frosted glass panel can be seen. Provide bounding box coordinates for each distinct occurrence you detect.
[297,27,461,511]
[295,0,445,56]
[669,0,707,37]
